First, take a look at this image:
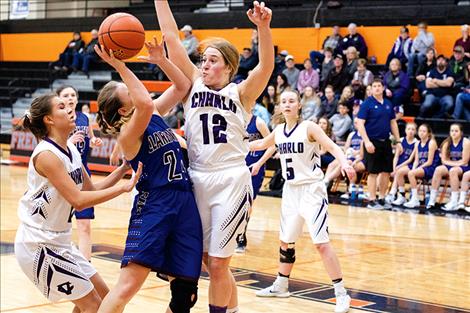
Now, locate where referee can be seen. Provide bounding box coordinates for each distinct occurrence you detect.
[356,78,401,209]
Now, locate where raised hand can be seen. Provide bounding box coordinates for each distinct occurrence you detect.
[94,44,124,69]
[137,36,166,64]
[90,137,103,148]
[247,1,272,28]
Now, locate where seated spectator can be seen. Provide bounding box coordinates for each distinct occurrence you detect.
[419,55,455,118]
[180,24,199,63]
[454,24,470,59]
[449,45,467,91]
[262,85,278,115]
[453,62,470,120]
[320,47,335,86]
[415,47,436,96]
[408,22,435,77]
[320,85,338,119]
[394,105,406,137]
[309,25,342,69]
[322,54,349,94]
[282,55,300,88]
[297,59,319,93]
[276,73,291,96]
[71,29,99,76]
[351,58,373,99]
[384,58,411,108]
[274,50,289,77]
[234,47,259,83]
[330,103,352,141]
[318,116,336,168]
[345,46,359,79]
[386,26,413,70]
[338,85,355,113]
[253,101,271,126]
[250,28,259,55]
[338,23,368,58]
[52,31,84,71]
[300,86,321,121]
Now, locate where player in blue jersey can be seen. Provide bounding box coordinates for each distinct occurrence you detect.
[404,124,440,209]
[386,122,417,205]
[57,85,103,262]
[93,38,203,313]
[236,113,276,253]
[428,123,469,211]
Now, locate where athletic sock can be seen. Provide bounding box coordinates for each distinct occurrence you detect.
[428,189,437,205]
[226,307,239,313]
[278,272,290,278]
[459,191,467,204]
[450,191,459,204]
[398,186,405,194]
[333,279,346,295]
[210,305,228,313]
[389,186,397,195]
[411,188,418,200]
[276,274,289,288]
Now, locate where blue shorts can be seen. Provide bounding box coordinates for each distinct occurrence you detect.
[251,166,265,199]
[445,165,470,173]
[121,187,203,281]
[422,166,436,180]
[75,164,94,219]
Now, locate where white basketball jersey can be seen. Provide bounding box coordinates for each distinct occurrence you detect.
[183,77,250,170]
[274,121,324,185]
[18,139,83,245]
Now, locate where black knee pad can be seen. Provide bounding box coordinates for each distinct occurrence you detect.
[169,278,198,313]
[279,244,296,264]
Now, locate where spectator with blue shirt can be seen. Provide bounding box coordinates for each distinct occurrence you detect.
[386,26,413,70]
[253,101,271,126]
[356,78,401,210]
[419,54,455,118]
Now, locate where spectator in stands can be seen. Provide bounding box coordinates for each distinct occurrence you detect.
[262,85,278,115]
[52,31,84,71]
[415,47,436,96]
[320,85,338,119]
[282,55,300,88]
[318,117,336,168]
[300,86,322,122]
[403,124,440,209]
[351,58,373,99]
[338,23,368,58]
[253,100,271,126]
[276,73,290,96]
[297,58,319,93]
[234,47,259,83]
[274,49,289,76]
[320,47,335,86]
[383,58,411,108]
[356,78,401,210]
[180,24,199,63]
[449,45,467,91]
[345,46,359,79]
[454,24,470,59]
[251,28,259,54]
[419,55,455,118]
[309,25,342,69]
[330,103,352,141]
[408,22,435,77]
[386,26,413,70]
[71,29,99,76]
[322,54,349,95]
[427,123,469,211]
[453,62,470,120]
[338,85,355,113]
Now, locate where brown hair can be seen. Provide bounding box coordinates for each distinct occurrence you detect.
[21,93,56,139]
[440,123,463,160]
[419,123,434,141]
[319,116,333,138]
[357,58,367,67]
[56,85,78,98]
[96,81,126,135]
[199,37,239,82]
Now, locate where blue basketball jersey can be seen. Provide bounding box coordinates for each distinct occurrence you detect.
[72,111,90,166]
[449,138,464,162]
[397,137,416,165]
[417,139,440,167]
[350,131,362,152]
[129,115,191,191]
[245,116,265,166]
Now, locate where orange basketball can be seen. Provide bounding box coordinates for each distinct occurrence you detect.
[98,13,145,60]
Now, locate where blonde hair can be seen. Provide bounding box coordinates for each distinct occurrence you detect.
[271,90,302,126]
[200,37,239,82]
[96,81,132,135]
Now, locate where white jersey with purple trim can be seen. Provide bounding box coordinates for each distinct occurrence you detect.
[274,121,324,185]
[17,139,83,245]
[183,77,250,170]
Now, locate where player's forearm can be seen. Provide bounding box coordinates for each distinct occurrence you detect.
[154,0,179,38]
[256,146,277,167]
[93,165,129,190]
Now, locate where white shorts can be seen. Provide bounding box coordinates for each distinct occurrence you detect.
[189,165,253,258]
[280,182,330,244]
[15,224,96,302]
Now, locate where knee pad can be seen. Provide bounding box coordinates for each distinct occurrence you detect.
[169,278,198,313]
[279,244,296,264]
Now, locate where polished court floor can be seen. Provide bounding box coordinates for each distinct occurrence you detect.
[1,164,469,312]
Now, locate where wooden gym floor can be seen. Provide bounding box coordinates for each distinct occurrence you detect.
[1,163,469,313]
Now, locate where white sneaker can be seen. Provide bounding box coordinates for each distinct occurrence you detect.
[334,293,351,313]
[385,193,395,204]
[442,202,458,211]
[404,197,420,208]
[255,281,290,298]
[457,202,465,210]
[465,206,470,213]
[392,193,406,206]
[340,193,350,200]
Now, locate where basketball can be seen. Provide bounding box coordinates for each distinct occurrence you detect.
[98,13,145,60]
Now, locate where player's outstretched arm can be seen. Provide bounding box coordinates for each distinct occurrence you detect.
[250,130,275,151]
[154,0,199,82]
[82,161,131,191]
[238,1,274,111]
[35,151,142,211]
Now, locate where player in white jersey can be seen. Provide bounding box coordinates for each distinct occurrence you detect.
[154,1,274,312]
[250,90,355,313]
[15,94,141,312]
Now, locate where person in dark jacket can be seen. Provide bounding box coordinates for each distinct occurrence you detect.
[71,29,99,75]
[322,54,349,95]
[384,58,411,108]
[52,31,85,71]
[415,47,436,96]
[319,85,339,119]
[233,47,259,83]
[337,23,368,58]
[385,26,413,70]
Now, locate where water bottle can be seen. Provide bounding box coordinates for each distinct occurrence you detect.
[424,192,430,206]
[370,56,377,64]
